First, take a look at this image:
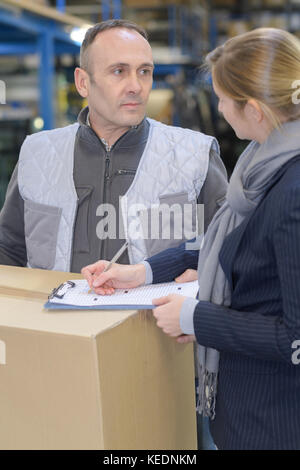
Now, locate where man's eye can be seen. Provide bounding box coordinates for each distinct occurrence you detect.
[114,69,123,75]
[140,69,151,75]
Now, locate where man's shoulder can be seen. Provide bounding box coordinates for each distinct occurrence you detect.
[147,117,207,135]
[23,122,79,146]
[146,118,217,147]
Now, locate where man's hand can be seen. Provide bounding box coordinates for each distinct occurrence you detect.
[81,261,146,295]
[175,269,198,283]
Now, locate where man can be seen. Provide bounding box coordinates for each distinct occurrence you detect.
[0,19,227,272]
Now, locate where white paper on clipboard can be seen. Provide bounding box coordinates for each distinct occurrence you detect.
[45,279,199,310]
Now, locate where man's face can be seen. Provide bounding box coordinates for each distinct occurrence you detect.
[82,28,154,130]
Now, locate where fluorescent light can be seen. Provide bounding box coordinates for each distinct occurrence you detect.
[33,117,44,130]
[70,25,90,44]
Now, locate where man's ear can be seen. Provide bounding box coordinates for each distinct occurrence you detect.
[74,67,89,98]
[245,98,264,123]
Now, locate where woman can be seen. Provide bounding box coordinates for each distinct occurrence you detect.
[82,28,300,449]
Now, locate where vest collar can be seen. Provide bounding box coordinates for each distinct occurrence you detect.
[77,106,149,150]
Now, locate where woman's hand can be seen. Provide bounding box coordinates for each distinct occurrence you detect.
[81,261,146,295]
[172,269,197,343]
[152,269,198,340]
[176,334,196,344]
[152,294,196,343]
[152,293,187,337]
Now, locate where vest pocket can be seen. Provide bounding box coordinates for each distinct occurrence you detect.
[72,186,93,254]
[140,191,198,257]
[24,199,62,270]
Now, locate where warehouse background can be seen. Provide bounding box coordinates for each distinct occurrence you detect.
[0,0,300,208]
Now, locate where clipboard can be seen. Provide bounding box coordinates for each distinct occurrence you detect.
[44,279,199,310]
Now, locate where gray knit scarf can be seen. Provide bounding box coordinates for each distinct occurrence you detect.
[196,120,300,419]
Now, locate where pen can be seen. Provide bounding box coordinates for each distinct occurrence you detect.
[88,241,129,293]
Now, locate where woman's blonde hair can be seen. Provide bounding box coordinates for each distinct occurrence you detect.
[205,28,300,128]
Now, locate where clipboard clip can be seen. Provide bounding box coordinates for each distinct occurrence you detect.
[48,281,76,300]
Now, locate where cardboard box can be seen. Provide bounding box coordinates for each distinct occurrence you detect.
[0,266,197,450]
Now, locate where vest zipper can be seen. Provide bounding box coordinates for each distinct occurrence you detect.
[116,169,136,176]
[69,199,79,271]
[100,150,111,260]
[105,153,110,180]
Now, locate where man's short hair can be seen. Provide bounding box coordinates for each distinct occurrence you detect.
[80,19,149,75]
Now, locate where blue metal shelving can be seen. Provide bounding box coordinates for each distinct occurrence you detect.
[0,2,82,129]
[0,1,204,130]
[102,0,122,20]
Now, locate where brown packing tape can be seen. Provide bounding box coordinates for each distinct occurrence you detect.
[0,265,82,299]
[0,286,47,302]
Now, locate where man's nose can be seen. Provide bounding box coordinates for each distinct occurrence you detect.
[126,73,142,94]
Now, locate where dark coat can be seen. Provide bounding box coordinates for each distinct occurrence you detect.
[148,155,300,449]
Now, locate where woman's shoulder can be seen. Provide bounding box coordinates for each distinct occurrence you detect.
[258,155,300,217]
[266,155,300,223]
[269,155,300,195]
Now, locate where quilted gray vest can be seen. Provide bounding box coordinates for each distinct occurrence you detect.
[18,118,218,271]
